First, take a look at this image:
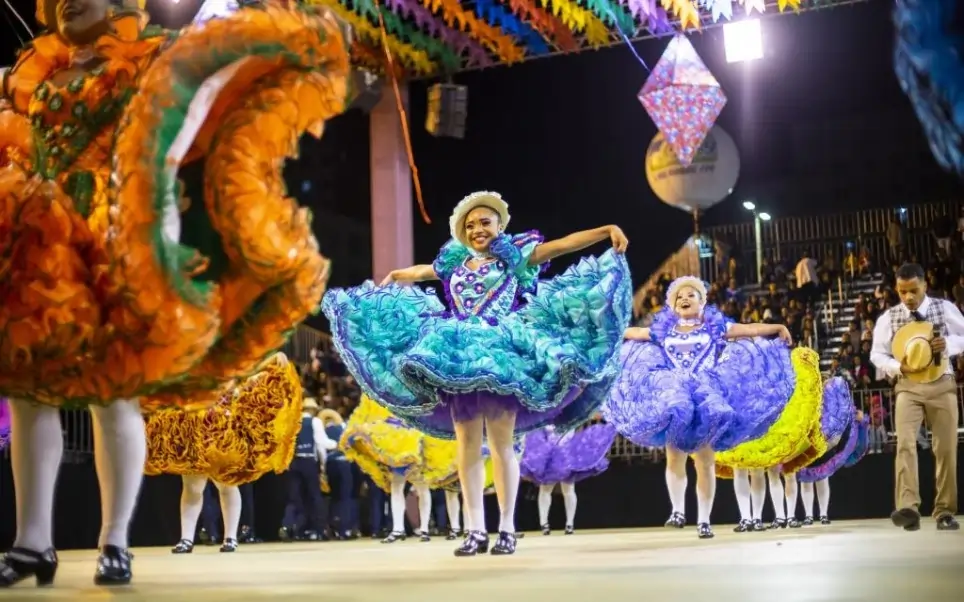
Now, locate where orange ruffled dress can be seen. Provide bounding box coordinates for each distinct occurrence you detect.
[143,353,302,486]
[0,4,350,410]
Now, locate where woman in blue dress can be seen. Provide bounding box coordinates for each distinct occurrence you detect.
[323,191,632,556]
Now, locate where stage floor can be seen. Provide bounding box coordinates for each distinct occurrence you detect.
[7,519,963,600]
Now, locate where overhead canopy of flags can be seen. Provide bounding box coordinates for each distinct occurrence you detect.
[301,0,853,76]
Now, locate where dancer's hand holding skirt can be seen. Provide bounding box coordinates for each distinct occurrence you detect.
[323,235,633,439]
[0,3,351,410]
[144,353,303,485]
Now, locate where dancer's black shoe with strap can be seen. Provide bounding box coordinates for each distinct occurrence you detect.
[770,518,788,529]
[820,516,832,526]
[418,531,431,542]
[446,529,462,541]
[733,519,751,533]
[490,531,517,555]
[751,519,767,532]
[696,523,714,539]
[0,548,58,588]
[802,516,814,526]
[220,539,238,552]
[453,531,489,557]
[541,523,551,535]
[381,531,406,543]
[787,518,802,528]
[94,545,132,586]
[664,511,685,528]
[171,539,194,554]
[564,525,574,535]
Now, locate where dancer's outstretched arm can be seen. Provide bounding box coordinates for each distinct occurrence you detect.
[379,264,438,286]
[727,323,792,344]
[528,225,628,265]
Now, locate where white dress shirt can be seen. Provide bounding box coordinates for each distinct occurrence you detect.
[870,296,964,380]
[303,412,338,463]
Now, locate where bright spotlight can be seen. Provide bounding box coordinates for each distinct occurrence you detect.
[758,212,771,221]
[723,19,763,63]
[742,201,756,211]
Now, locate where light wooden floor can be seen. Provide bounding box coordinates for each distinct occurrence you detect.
[6,519,963,600]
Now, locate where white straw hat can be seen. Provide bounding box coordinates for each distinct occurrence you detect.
[449,191,511,248]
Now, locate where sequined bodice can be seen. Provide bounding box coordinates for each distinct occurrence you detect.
[28,65,133,181]
[449,257,519,320]
[663,327,716,373]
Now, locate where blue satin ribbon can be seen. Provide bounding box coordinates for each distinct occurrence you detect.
[605,6,649,72]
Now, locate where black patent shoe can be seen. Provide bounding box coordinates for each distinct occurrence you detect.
[751,519,767,532]
[890,508,921,531]
[238,525,262,544]
[564,525,574,535]
[445,529,461,541]
[820,515,831,526]
[220,538,238,552]
[0,547,58,587]
[802,516,814,526]
[453,531,489,557]
[418,531,431,542]
[381,531,406,544]
[94,545,132,586]
[770,518,788,529]
[171,539,193,554]
[697,523,714,539]
[665,511,686,528]
[490,531,517,555]
[541,523,551,535]
[733,519,751,533]
[936,515,960,531]
[788,518,802,528]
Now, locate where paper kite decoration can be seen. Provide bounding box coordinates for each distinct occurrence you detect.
[638,35,727,166]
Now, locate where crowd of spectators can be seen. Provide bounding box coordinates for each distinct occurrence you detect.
[298,342,361,418]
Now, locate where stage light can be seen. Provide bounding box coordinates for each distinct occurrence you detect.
[723,19,763,63]
[425,84,468,139]
[742,201,756,211]
[758,212,771,221]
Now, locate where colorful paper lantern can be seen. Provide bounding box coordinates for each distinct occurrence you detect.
[638,35,727,167]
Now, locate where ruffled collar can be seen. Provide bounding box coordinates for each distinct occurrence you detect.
[649,304,729,344]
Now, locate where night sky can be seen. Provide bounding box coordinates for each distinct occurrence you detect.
[2,0,962,323]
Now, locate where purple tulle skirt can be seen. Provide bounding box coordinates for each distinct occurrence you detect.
[520,423,617,485]
[796,378,859,483]
[0,398,10,452]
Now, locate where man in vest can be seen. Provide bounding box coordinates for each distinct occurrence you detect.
[283,396,338,541]
[870,262,961,531]
[321,409,357,539]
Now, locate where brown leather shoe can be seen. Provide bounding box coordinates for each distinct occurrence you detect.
[890,508,921,531]
[936,515,960,531]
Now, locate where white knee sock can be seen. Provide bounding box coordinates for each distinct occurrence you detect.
[413,483,431,533]
[733,469,751,520]
[444,490,462,532]
[89,398,147,549]
[214,482,241,542]
[389,473,406,533]
[766,466,785,520]
[693,447,716,525]
[749,470,766,521]
[9,400,63,552]
[560,482,577,528]
[538,484,553,526]
[179,475,208,541]
[815,479,830,517]
[664,446,688,516]
[485,413,520,534]
[453,415,486,532]
[800,482,815,517]
[783,473,798,520]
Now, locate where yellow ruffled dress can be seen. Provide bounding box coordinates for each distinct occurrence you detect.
[340,396,461,493]
[713,347,827,478]
[143,354,302,486]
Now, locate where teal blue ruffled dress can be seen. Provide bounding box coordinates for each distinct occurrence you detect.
[321,231,633,439]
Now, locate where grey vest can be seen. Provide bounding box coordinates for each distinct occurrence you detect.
[888,298,948,337]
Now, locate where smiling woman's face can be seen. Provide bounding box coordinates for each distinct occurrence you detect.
[463,206,501,253]
[57,0,110,44]
[674,285,702,319]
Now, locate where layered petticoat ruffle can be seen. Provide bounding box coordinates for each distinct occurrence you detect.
[603,306,802,453]
[845,417,871,467]
[797,412,865,483]
[0,398,9,452]
[323,248,632,439]
[714,356,828,477]
[340,396,460,493]
[143,354,302,486]
[520,423,616,485]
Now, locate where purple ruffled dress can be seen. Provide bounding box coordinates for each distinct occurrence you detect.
[520,423,617,485]
[603,306,795,454]
[0,398,10,452]
[796,378,868,482]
